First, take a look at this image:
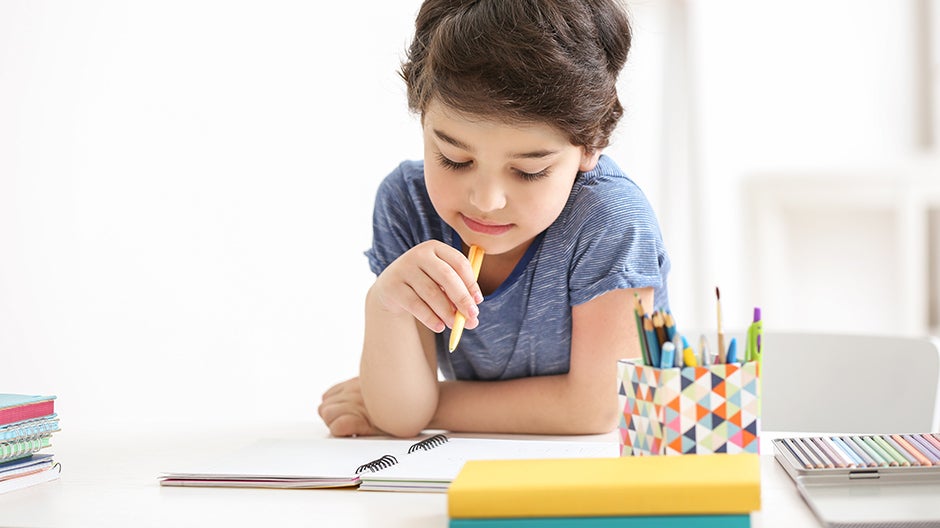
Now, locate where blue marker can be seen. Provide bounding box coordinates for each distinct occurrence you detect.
[726,337,738,364]
[659,342,676,369]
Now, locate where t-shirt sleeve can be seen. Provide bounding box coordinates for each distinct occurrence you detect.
[364,162,442,276]
[365,168,414,276]
[567,179,670,307]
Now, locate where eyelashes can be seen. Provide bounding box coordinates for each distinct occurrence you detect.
[435,152,471,171]
[434,152,550,181]
[516,168,550,182]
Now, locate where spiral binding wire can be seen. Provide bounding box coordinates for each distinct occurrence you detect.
[0,416,59,441]
[354,434,451,474]
[356,454,398,474]
[0,434,52,463]
[0,416,59,463]
[407,433,449,453]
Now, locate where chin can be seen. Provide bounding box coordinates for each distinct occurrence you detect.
[474,238,533,258]
[453,224,536,256]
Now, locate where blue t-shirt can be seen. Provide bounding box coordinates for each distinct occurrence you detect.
[365,155,670,381]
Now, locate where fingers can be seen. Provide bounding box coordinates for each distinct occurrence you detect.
[319,402,380,437]
[432,246,485,326]
[415,252,480,330]
[320,376,359,401]
[376,241,484,333]
[318,378,381,437]
[328,414,376,437]
[403,269,459,333]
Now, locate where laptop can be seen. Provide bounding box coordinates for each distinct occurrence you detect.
[773,435,940,528]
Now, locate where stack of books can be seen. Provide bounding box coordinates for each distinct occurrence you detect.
[447,454,761,527]
[0,394,61,494]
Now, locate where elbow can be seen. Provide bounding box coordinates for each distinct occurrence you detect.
[374,417,429,439]
[364,393,437,439]
[582,401,621,435]
[359,365,439,439]
[567,393,621,435]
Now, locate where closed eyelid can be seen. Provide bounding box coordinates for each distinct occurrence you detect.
[433,128,558,160]
[435,152,550,180]
[436,152,472,170]
[515,167,551,181]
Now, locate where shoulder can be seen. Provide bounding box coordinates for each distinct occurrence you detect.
[564,155,659,233]
[372,159,438,225]
[376,159,428,200]
[368,159,446,274]
[552,156,670,306]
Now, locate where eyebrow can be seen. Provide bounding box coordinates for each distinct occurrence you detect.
[433,128,559,160]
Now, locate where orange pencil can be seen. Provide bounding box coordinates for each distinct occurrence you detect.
[449,245,485,352]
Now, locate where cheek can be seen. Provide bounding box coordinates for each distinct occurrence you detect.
[544,192,571,221]
[541,177,577,213]
[424,169,457,213]
[513,184,568,226]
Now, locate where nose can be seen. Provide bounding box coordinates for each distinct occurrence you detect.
[469,174,507,212]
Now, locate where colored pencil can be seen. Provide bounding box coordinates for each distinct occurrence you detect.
[632,293,651,365]
[449,245,485,352]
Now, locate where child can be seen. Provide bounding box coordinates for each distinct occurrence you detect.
[318,0,670,438]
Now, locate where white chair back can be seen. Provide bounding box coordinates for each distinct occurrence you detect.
[759,332,940,433]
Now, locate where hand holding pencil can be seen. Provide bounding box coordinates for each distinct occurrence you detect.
[369,240,484,335]
[449,245,485,352]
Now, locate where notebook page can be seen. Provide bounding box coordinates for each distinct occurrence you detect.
[160,437,420,481]
[364,437,619,484]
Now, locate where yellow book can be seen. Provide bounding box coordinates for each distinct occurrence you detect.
[448,454,760,519]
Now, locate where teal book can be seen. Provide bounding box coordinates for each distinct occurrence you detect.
[449,514,750,528]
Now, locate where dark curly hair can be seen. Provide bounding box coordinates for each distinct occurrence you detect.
[401,0,632,152]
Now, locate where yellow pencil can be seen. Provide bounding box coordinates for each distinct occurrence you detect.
[449,245,485,352]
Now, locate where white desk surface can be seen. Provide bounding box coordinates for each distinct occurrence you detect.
[0,422,819,527]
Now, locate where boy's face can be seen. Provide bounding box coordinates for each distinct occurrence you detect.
[422,100,600,257]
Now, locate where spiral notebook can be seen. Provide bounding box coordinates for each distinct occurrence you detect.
[159,433,618,492]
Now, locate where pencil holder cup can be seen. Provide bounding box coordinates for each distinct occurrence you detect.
[617,359,761,456]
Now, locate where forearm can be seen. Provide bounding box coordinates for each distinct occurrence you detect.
[428,370,621,435]
[427,288,647,435]
[359,286,439,437]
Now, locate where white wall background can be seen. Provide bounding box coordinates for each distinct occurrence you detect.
[2,0,935,432]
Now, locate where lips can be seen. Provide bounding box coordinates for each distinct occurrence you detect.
[461,214,513,236]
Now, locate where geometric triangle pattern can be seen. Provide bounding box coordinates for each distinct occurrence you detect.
[617,359,761,456]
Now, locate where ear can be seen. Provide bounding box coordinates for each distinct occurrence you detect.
[579,148,602,172]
